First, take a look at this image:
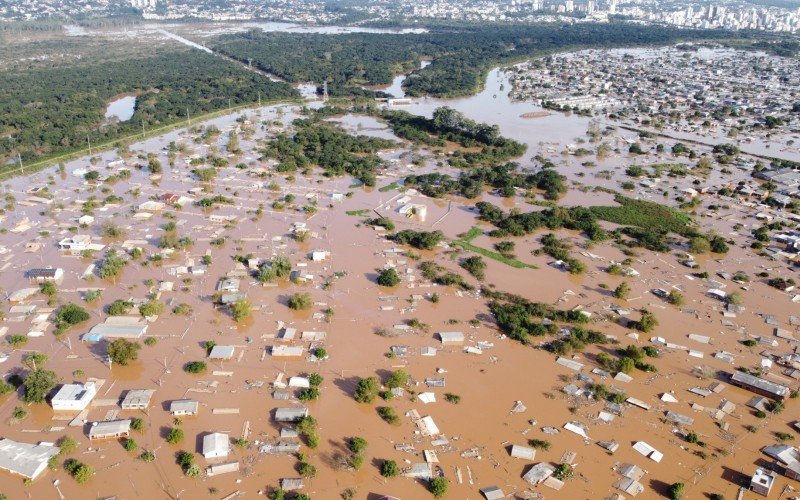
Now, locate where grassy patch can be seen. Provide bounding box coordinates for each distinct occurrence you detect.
[453,229,536,269]
[378,182,399,192]
[590,195,691,235]
[461,226,483,243]
[346,209,370,216]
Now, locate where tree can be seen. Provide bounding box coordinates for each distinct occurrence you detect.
[668,482,685,500]
[308,373,323,386]
[429,477,449,498]
[139,300,164,317]
[298,462,317,478]
[55,303,90,333]
[58,436,77,456]
[230,298,252,322]
[377,268,401,287]
[613,282,630,300]
[348,437,368,454]
[632,309,658,333]
[354,376,380,403]
[107,339,141,366]
[619,357,635,374]
[65,459,93,484]
[22,369,58,403]
[123,438,138,452]
[288,292,312,310]
[381,459,399,477]
[459,256,486,280]
[385,370,408,389]
[166,427,184,444]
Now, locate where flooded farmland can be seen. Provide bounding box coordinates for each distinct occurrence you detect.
[0,55,798,500]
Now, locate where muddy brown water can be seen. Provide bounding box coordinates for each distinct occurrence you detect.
[0,67,797,500]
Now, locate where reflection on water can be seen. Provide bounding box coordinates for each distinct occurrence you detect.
[105,95,137,122]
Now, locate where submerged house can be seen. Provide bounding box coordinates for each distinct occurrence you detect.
[0,439,59,480]
[51,382,97,411]
[730,370,790,400]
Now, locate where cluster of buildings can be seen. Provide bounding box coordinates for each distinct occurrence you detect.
[2,0,798,33]
[635,2,800,33]
[509,45,800,142]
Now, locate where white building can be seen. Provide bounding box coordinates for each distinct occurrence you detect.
[0,439,59,480]
[202,432,230,459]
[51,382,97,411]
[58,235,91,251]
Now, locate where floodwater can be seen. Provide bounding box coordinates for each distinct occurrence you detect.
[380,60,432,98]
[104,95,137,122]
[0,61,798,500]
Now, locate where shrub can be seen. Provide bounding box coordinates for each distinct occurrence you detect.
[288,292,312,311]
[381,459,399,477]
[429,477,449,498]
[444,393,461,404]
[230,298,252,322]
[123,438,138,452]
[183,361,207,374]
[348,437,368,454]
[107,299,133,316]
[58,436,77,456]
[459,256,486,280]
[377,406,399,425]
[528,439,551,450]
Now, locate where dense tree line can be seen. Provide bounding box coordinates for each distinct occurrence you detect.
[261,118,395,185]
[0,49,297,165]
[214,22,740,98]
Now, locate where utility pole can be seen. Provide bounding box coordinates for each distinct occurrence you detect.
[87,135,92,155]
[17,153,23,175]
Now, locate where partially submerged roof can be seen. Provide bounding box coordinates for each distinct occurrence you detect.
[89,419,131,438]
[0,439,59,479]
[208,345,235,359]
[523,462,556,485]
[121,389,155,408]
[479,486,505,500]
[170,399,199,414]
[202,432,230,456]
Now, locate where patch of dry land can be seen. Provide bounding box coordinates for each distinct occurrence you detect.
[0,84,798,500]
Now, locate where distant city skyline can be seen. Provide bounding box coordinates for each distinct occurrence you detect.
[0,0,798,32]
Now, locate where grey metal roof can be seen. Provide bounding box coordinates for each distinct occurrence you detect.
[274,407,308,422]
[170,399,199,413]
[731,370,789,398]
[89,419,131,438]
[0,439,59,479]
[121,389,155,408]
[209,345,235,359]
